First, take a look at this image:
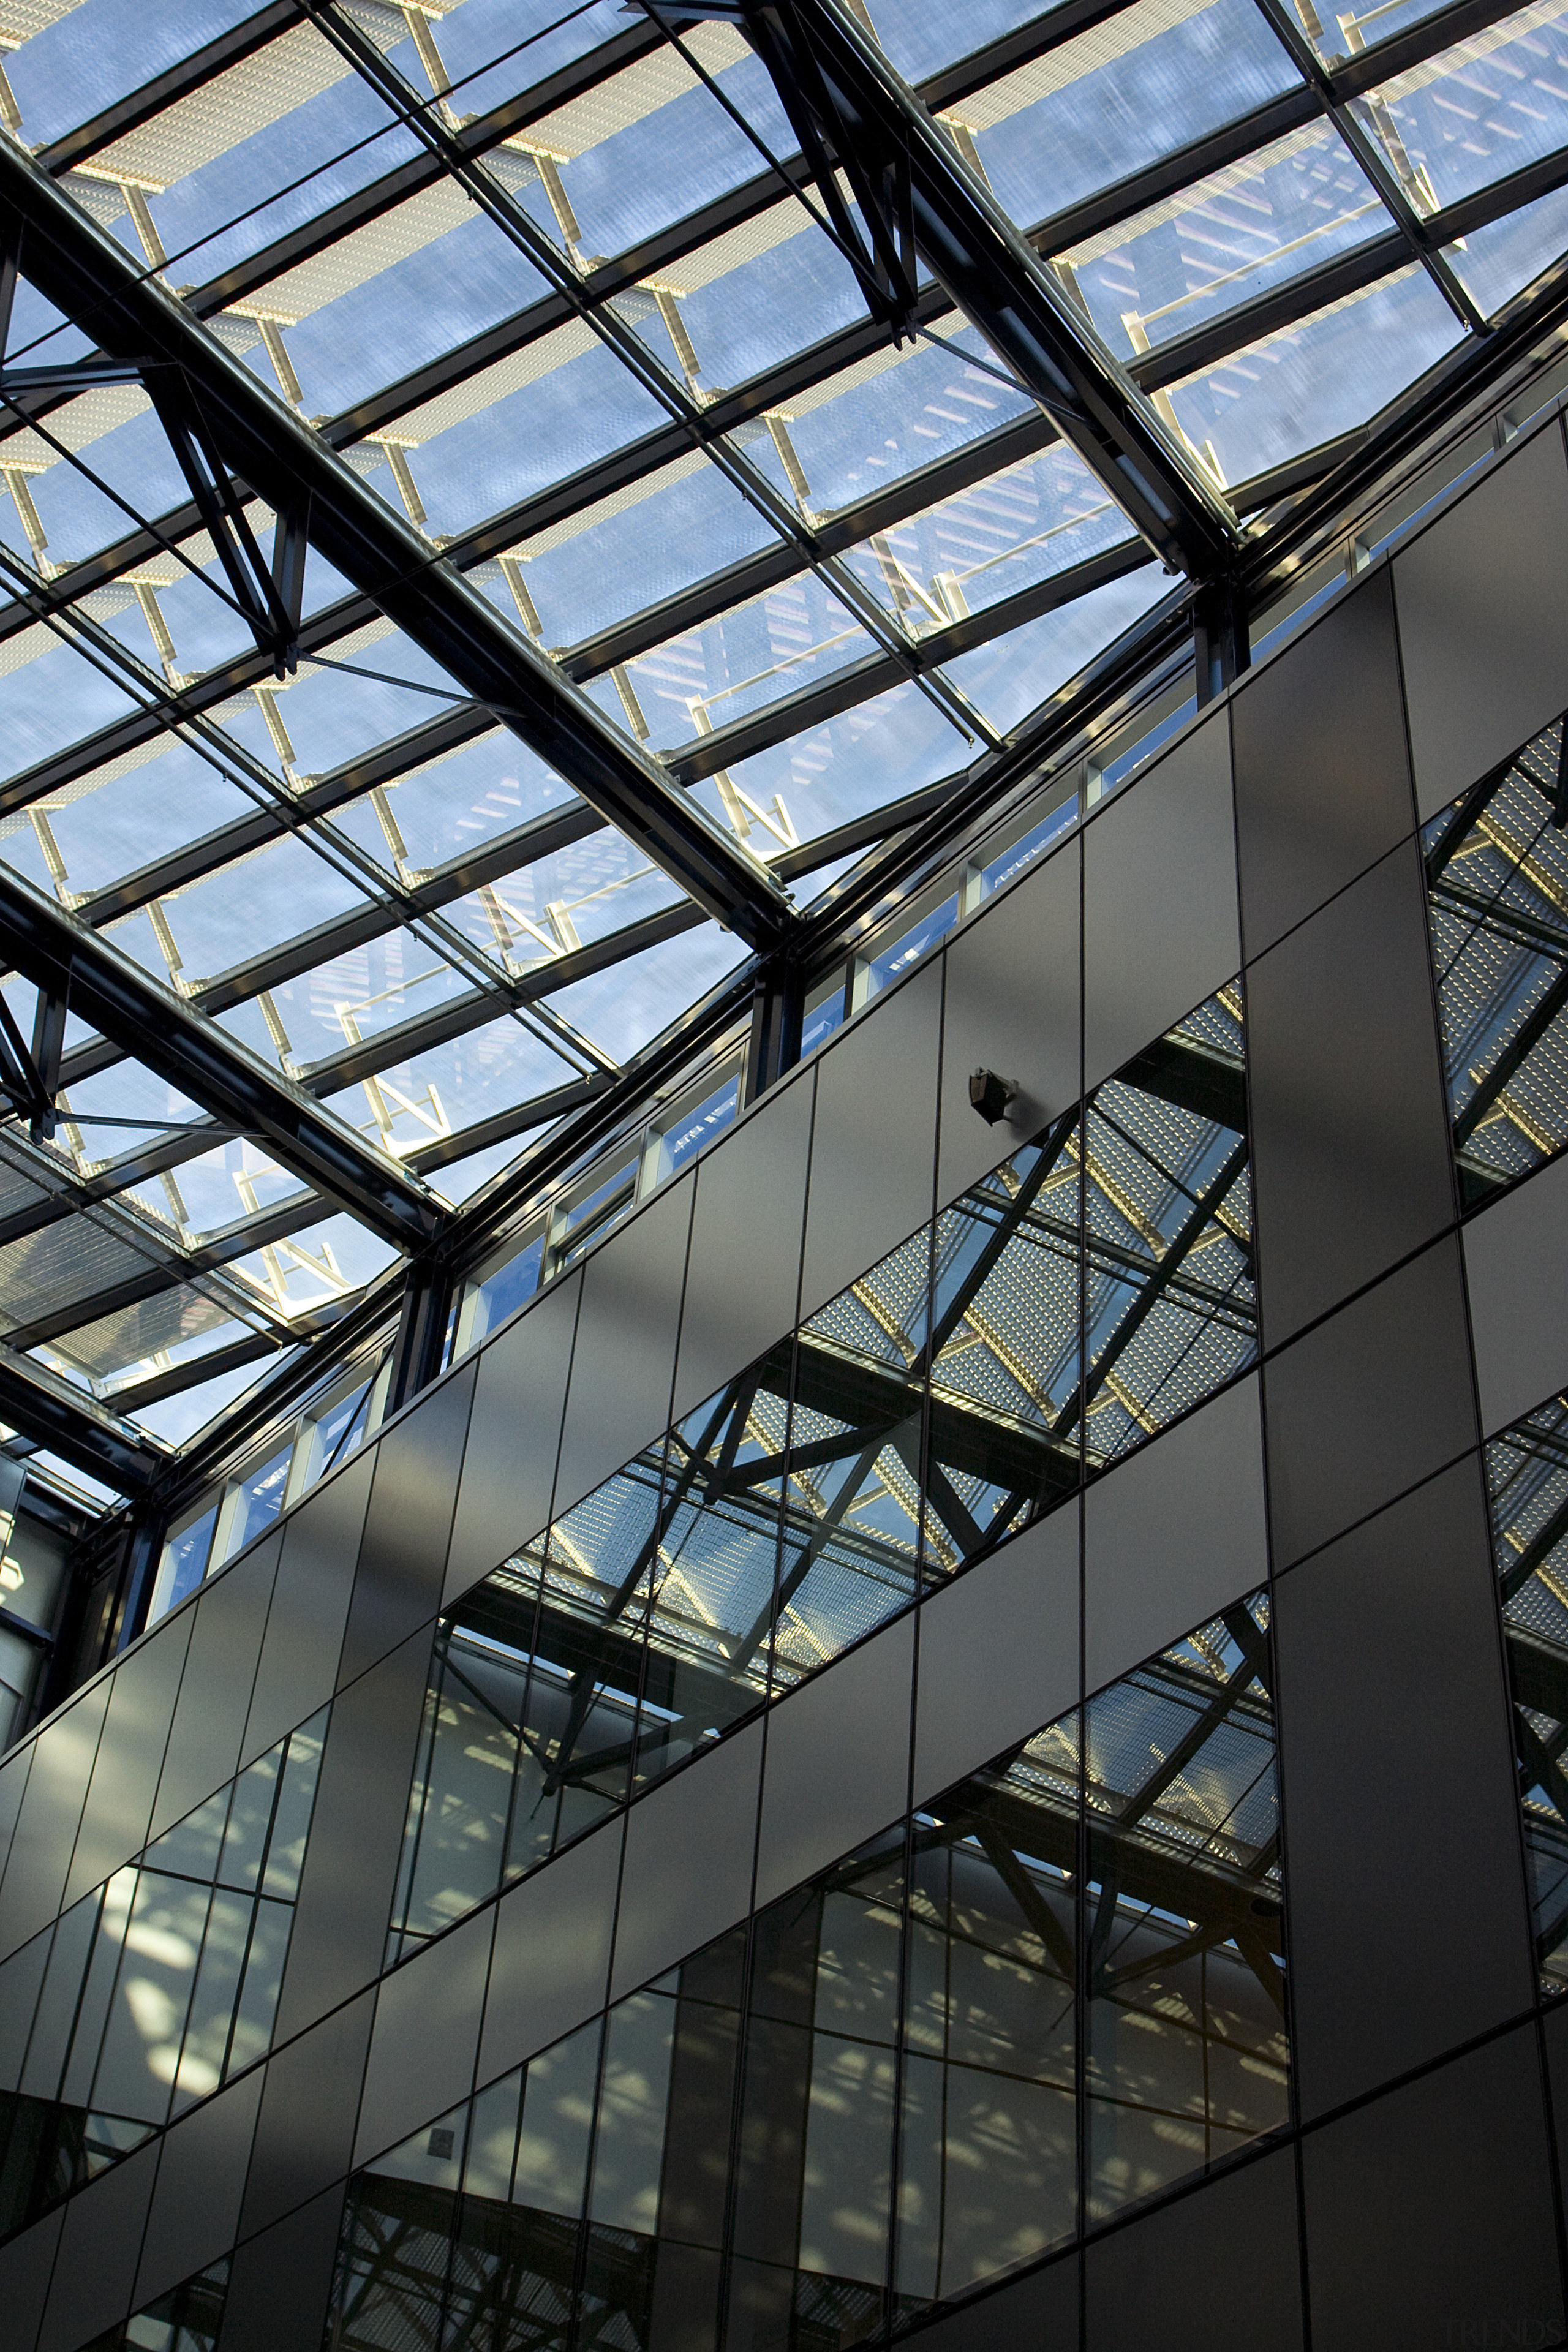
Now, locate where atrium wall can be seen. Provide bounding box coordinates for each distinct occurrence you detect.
[4,409,1568,2349]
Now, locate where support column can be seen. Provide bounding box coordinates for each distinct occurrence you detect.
[744,955,805,1104]
[1193,575,1251,707]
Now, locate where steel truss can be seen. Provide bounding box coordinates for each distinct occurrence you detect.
[1,0,1566,1659]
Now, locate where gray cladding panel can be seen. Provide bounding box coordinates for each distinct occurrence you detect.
[37,2137,158,2352]
[1230,564,1415,962]
[799,961,940,1324]
[444,1269,580,1608]
[1302,2026,1563,2343]
[239,1989,374,2241]
[1463,1147,1568,1436]
[478,1815,621,2086]
[1263,1236,1479,1571]
[755,1610,914,1912]
[552,1177,693,1522]
[1275,1459,1531,2116]
[0,2207,62,2352]
[338,1359,477,1690]
[63,1608,192,1910]
[355,1901,495,2168]
[1085,2144,1303,2352]
[913,1505,1079,1807]
[0,1680,108,1962]
[221,2184,347,2352]
[244,1449,374,1766]
[274,1625,434,2045]
[1084,1374,1268,1694]
[1083,707,1238,1094]
[674,1075,812,1425]
[148,1536,276,1842]
[134,2065,263,2311]
[0,1746,29,1894]
[1396,418,1568,818]
[909,2249,1079,2348]
[1246,840,1454,1347]
[610,1718,763,2004]
[937,833,1082,1215]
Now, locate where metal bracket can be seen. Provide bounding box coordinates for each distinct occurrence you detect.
[142,364,309,678]
[644,0,920,342]
[744,952,805,1101]
[0,968,66,1143]
[1192,575,1251,707]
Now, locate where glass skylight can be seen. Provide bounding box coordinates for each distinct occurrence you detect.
[0,0,1563,1460]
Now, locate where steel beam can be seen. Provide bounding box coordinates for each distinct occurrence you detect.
[0,1346,167,1493]
[715,0,1238,579]
[0,140,794,955]
[0,863,442,1251]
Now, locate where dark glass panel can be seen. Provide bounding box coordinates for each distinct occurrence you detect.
[1084,1594,1287,2220]
[392,988,1254,1961]
[79,2258,228,2352]
[1485,1392,1568,1993]
[1423,717,1568,1203]
[0,1717,323,2246]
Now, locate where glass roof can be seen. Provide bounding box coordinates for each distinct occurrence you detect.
[0,0,1564,1470]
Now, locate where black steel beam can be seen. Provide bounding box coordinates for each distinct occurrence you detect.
[0,1348,167,1492]
[0,864,440,1250]
[754,0,1237,578]
[0,140,793,954]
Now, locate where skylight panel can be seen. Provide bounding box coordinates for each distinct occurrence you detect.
[53,20,420,292]
[622,571,880,756]
[0,0,258,151]
[1281,0,1503,71]
[837,443,1139,638]
[1164,258,1464,485]
[217,181,549,420]
[317,1012,589,1156]
[218,928,484,1072]
[938,0,1298,230]
[545,917,747,1066]
[334,317,666,545]
[728,328,1036,524]
[227,1208,398,1313]
[939,565,1169,733]
[477,450,784,653]
[447,840,683,974]
[1442,175,1568,311]
[323,728,578,880]
[0,369,186,576]
[612,198,868,397]
[872,0,1061,85]
[690,676,969,858]
[102,827,368,997]
[477,21,793,267]
[1058,121,1391,365]
[0,622,149,782]
[0,736,251,907]
[38,1273,268,1381]
[387,0,630,127]
[1352,0,1568,214]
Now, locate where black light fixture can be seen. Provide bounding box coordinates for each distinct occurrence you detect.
[969,1068,1019,1125]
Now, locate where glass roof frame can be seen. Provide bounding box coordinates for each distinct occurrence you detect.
[0,0,1566,1502]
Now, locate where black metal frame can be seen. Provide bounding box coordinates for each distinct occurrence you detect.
[2,0,1568,1662]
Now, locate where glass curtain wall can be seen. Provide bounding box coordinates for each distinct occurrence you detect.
[0,1715,326,2244]
[386,986,1254,1963]
[329,1595,1286,2350]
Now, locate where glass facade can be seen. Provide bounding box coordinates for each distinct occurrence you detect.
[0,1714,325,2244]
[1423,710,1568,1204]
[1487,1391,1568,1996]
[332,1595,1285,2349]
[386,987,1254,1964]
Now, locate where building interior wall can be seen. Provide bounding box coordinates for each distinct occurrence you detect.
[1,405,1567,2348]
